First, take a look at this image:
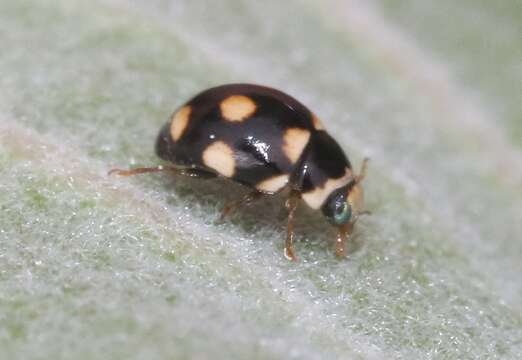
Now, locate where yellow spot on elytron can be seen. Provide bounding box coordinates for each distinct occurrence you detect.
[302,168,353,209]
[220,95,257,122]
[202,141,236,177]
[170,106,192,141]
[312,113,325,130]
[256,174,289,193]
[283,128,311,164]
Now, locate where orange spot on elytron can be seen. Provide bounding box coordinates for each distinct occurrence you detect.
[170,106,192,141]
[220,95,257,122]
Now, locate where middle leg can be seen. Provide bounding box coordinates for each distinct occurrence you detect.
[284,190,301,261]
[218,190,264,222]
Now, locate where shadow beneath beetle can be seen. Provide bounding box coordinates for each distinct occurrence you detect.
[135,170,365,257]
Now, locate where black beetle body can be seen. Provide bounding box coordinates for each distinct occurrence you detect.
[113,84,368,260]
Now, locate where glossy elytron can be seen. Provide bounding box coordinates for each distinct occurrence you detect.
[111,84,369,260]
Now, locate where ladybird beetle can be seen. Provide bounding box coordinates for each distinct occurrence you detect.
[110,84,369,260]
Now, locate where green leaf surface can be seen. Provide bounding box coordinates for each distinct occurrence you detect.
[1,1,521,359]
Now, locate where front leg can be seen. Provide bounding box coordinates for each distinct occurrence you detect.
[284,190,301,261]
[335,222,354,258]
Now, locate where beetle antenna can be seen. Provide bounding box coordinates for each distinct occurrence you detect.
[355,157,369,184]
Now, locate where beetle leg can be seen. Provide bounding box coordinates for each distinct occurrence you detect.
[335,222,354,258]
[109,166,216,179]
[218,190,263,221]
[108,165,178,176]
[178,169,217,179]
[284,190,301,261]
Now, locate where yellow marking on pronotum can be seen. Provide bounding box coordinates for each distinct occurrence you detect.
[311,113,325,130]
[301,168,353,209]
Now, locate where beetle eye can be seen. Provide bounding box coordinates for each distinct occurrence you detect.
[333,201,352,225]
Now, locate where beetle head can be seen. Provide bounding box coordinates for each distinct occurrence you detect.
[321,180,364,226]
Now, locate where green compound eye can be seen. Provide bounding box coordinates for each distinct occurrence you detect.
[333,201,352,225]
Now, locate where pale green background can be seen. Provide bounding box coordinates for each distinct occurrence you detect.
[1,1,521,359]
